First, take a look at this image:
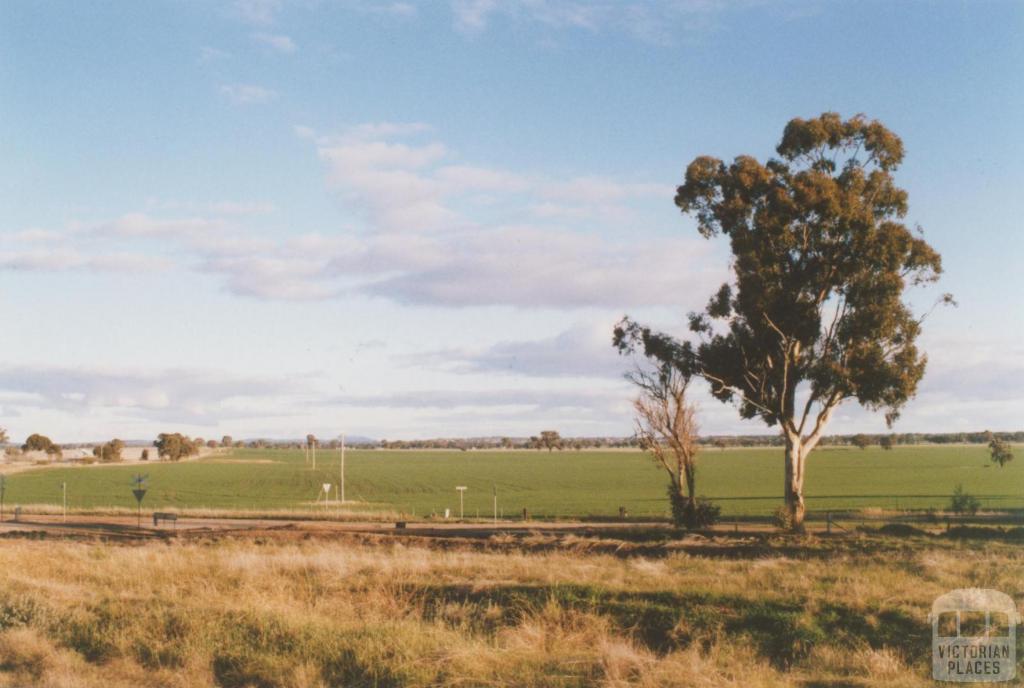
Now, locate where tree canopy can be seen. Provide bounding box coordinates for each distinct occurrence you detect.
[154,433,200,462]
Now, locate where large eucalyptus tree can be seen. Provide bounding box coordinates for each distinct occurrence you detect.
[615,113,949,530]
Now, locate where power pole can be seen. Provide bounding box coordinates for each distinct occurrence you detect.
[339,433,346,504]
[61,481,66,522]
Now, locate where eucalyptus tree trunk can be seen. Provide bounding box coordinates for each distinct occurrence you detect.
[783,434,806,530]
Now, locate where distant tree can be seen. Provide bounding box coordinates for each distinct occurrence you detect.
[851,434,871,450]
[221,435,233,448]
[22,433,55,453]
[500,437,513,449]
[0,427,8,445]
[93,439,125,463]
[879,435,894,450]
[141,449,150,461]
[539,431,562,452]
[615,113,949,531]
[306,434,317,448]
[154,433,199,462]
[987,432,1014,468]
[713,439,728,451]
[207,439,218,448]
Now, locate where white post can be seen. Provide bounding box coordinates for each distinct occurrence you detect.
[456,486,467,519]
[340,433,346,504]
[62,481,66,522]
[493,485,497,524]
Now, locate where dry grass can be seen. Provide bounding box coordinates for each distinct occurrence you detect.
[0,532,1019,687]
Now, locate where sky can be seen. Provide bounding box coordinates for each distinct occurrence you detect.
[1,0,1022,443]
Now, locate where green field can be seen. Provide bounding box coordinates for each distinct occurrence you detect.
[3,445,1022,518]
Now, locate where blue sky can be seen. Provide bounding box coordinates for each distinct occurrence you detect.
[1,0,1022,442]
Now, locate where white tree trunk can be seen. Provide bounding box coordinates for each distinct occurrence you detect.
[784,434,806,530]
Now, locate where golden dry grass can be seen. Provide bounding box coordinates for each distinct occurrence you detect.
[0,532,1019,687]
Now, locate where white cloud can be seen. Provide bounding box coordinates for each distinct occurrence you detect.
[198,46,231,63]
[452,0,499,33]
[220,83,279,105]
[208,201,277,216]
[233,0,282,25]
[0,364,308,427]
[95,213,228,238]
[252,32,297,53]
[449,0,740,45]
[409,321,627,378]
[0,248,171,274]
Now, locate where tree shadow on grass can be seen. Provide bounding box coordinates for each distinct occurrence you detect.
[411,583,930,670]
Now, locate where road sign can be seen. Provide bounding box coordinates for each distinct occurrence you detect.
[132,474,148,528]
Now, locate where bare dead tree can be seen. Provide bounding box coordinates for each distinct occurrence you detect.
[629,364,716,527]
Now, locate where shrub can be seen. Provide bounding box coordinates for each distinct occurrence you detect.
[668,488,720,529]
[950,484,981,516]
[772,506,794,531]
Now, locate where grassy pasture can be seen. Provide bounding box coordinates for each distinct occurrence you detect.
[3,444,1021,518]
[0,532,1020,687]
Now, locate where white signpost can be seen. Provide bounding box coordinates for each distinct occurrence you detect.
[456,486,467,520]
[338,433,346,504]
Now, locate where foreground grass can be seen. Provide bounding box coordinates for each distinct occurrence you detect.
[5,444,1023,518]
[0,533,1020,686]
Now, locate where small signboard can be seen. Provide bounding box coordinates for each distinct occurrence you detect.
[322,483,332,494]
[132,488,147,503]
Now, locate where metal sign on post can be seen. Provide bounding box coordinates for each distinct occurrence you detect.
[455,486,467,520]
[131,474,148,528]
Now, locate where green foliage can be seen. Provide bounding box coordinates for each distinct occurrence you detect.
[154,433,199,462]
[92,439,124,463]
[616,113,945,428]
[667,489,720,529]
[539,430,562,451]
[988,435,1014,468]
[950,483,981,516]
[21,434,60,457]
[771,505,795,531]
[880,435,894,450]
[851,434,871,450]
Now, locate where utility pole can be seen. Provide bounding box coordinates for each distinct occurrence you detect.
[339,433,346,504]
[61,481,66,522]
